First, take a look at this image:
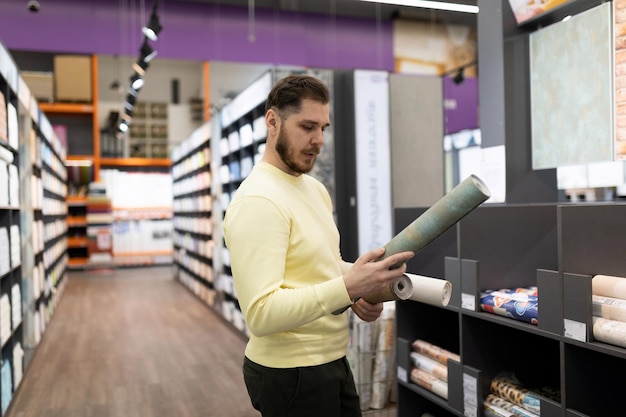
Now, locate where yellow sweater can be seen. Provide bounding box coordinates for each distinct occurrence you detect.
[223,162,353,368]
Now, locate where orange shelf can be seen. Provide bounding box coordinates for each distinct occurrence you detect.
[39,102,94,114]
[67,216,88,226]
[68,236,89,247]
[67,196,88,206]
[113,250,173,257]
[68,257,89,268]
[100,158,172,167]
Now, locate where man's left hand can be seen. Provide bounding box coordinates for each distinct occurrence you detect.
[350,298,383,322]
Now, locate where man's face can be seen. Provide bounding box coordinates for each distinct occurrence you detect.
[274,98,330,175]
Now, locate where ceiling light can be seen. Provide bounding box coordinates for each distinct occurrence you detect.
[140,39,158,63]
[142,10,163,41]
[130,73,144,90]
[357,0,478,13]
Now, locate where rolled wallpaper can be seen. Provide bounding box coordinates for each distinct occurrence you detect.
[363,273,451,307]
[334,175,489,315]
[410,351,448,381]
[411,339,460,365]
[592,316,626,348]
[381,174,490,269]
[480,287,538,325]
[410,368,448,399]
[490,374,541,415]
[370,308,395,409]
[485,394,539,417]
[592,275,626,299]
[592,295,626,322]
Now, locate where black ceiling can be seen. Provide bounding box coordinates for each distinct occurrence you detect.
[174,0,478,26]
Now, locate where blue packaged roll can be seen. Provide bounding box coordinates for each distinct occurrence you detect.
[480,287,538,325]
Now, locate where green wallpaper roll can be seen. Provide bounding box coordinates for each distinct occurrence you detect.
[382,174,490,269]
[334,175,489,315]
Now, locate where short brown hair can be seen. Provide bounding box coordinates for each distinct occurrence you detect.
[265,74,329,118]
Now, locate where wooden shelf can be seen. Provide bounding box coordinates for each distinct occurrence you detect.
[67,236,89,247]
[67,196,88,206]
[100,158,172,167]
[67,216,88,226]
[39,102,94,114]
[67,257,89,268]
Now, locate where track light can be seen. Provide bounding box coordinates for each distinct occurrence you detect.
[142,9,162,41]
[139,39,158,63]
[130,73,144,90]
[452,68,464,85]
[119,120,129,133]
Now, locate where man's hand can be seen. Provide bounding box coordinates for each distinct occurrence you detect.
[343,247,414,301]
[351,298,384,322]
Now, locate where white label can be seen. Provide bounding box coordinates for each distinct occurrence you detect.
[354,70,392,254]
[463,373,477,392]
[564,318,587,342]
[462,293,475,310]
[397,366,408,383]
[464,405,478,417]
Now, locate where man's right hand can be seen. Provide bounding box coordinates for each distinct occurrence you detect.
[343,247,414,302]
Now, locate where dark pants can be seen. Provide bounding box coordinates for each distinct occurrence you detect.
[243,356,362,417]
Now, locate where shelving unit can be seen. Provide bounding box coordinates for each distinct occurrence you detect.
[28,94,69,362]
[171,122,215,309]
[0,45,24,415]
[66,196,88,269]
[0,41,68,416]
[394,203,626,417]
[214,70,272,335]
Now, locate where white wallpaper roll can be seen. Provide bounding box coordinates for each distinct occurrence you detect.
[406,273,451,307]
[593,316,626,348]
[592,275,626,299]
[363,273,452,308]
[592,295,626,322]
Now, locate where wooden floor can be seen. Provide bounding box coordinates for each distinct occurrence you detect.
[6,266,259,417]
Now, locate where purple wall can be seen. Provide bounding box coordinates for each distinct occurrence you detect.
[443,75,479,135]
[0,0,394,71]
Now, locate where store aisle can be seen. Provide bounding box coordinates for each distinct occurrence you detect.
[6,267,259,417]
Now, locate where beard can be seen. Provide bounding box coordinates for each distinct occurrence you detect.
[275,124,319,174]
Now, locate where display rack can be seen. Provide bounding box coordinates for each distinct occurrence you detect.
[28,97,69,359]
[171,122,215,308]
[66,196,88,269]
[0,41,68,416]
[0,44,24,416]
[214,70,272,335]
[99,168,173,267]
[394,203,626,417]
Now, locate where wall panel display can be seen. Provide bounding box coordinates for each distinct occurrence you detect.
[615,0,626,160]
[530,2,613,170]
[354,70,392,254]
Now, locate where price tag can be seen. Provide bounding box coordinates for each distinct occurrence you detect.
[462,293,475,311]
[463,373,477,392]
[397,366,408,383]
[464,406,477,417]
[564,319,586,342]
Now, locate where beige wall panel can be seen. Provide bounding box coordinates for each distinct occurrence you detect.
[390,74,444,208]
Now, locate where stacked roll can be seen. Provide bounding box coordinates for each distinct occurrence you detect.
[480,287,538,325]
[591,275,626,348]
[483,373,553,417]
[408,339,460,400]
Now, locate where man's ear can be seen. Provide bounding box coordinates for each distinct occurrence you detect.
[266,109,278,134]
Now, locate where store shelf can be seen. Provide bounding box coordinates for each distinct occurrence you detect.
[67,236,88,247]
[67,257,89,269]
[38,102,94,114]
[100,157,171,167]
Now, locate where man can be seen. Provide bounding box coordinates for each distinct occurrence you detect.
[223,74,414,417]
